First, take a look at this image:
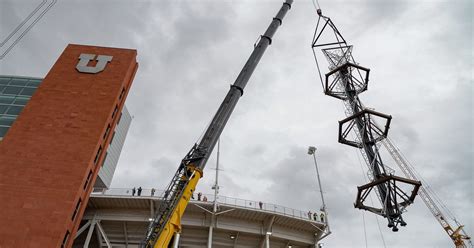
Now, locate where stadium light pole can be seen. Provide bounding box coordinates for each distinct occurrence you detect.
[307,146,326,212]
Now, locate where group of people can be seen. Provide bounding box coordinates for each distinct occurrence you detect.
[130,187,157,196]
[193,192,208,202]
[131,187,142,196]
[308,210,325,222]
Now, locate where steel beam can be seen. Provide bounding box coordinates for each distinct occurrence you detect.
[75,220,92,239]
[123,222,129,248]
[259,215,275,248]
[96,221,112,248]
[83,219,97,248]
[95,226,103,247]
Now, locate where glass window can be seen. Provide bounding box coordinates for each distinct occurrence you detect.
[10,79,28,86]
[0,78,10,85]
[27,80,41,87]
[61,231,70,248]
[0,126,9,137]
[0,116,15,126]
[13,97,29,106]
[94,146,103,164]
[3,86,22,95]
[19,87,36,97]
[0,104,9,114]
[119,88,125,100]
[0,85,5,93]
[6,105,23,115]
[0,96,15,104]
[112,105,118,118]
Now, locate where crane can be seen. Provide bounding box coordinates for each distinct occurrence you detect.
[382,137,472,248]
[311,6,472,247]
[140,1,293,247]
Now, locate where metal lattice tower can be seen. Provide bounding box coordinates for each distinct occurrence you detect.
[311,9,421,232]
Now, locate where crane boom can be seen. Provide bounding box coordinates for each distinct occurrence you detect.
[141,1,293,247]
[382,138,472,248]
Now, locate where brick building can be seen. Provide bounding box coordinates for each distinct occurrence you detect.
[0,44,138,248]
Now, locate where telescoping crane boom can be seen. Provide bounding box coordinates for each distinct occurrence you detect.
[141,1,293,247]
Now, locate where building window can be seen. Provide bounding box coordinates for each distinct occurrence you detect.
[61,231,70,248]
[94,146,103,165]
[0,96,15,104]
[6,105,23,115]
[0,126,8,137]
[0,104,8,114]
[19,87,36,97]
[3,86,22,95]
[84,170,93,190]
[0,78,10,85]
[71,199,82,221]
[112,105,118,118]
[26,80,41,87]
[0,116,15,126]
[119,87,126,100]
[103,124,111,139]
[9,79,28,86]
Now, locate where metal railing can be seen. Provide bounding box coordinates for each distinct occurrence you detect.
[92,188,326,223]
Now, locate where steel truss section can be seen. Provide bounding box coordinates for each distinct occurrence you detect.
[312,14,346,48]
[311,10,421,232]
[338,109,392,148]
[324,61,369,100]
[355,175,421,231]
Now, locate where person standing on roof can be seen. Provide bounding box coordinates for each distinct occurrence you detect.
[137,187,142,196]
[132,187,136,196]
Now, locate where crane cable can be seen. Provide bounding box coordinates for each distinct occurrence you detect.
[312,0,321,10]
[361,211,368,248]
[351,129,388,248]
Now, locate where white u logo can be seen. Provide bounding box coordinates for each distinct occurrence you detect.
[76,53,113,74]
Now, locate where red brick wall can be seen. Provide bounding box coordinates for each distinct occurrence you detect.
[0,44,138,248]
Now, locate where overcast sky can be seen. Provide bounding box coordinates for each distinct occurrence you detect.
[1,0,472,247]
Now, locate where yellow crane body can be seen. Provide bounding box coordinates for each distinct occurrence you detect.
[150,166,202,248]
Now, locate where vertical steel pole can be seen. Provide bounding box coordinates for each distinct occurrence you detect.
[207,139,220,248]
[265,233,271,248]
[312,153,326,212]
[172,233,180,248]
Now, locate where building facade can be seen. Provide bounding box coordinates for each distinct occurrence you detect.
[95,105,132,189]
[0,75,132,189]
[0,76,42,140]
[74,189,328,248]
[0,44,138,248]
